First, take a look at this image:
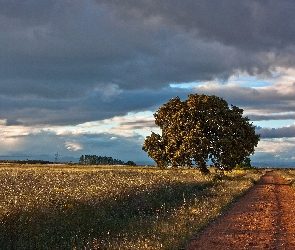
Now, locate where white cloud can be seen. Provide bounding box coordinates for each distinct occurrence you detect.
[65,142,83,151]
[0,124,39,137]
[256,138,295,154]
[251,138,295,166]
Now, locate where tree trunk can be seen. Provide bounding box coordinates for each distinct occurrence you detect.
[198,161,210,174]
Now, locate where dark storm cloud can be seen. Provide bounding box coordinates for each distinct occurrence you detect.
[2,1,294,95]
[1,0,295,125]
[256,125,295,138]
[190,83,295,122]
[248,114,295,122]
[5,119,24,126]
[97,0,295,79]
[0,87,191,126]
[119,120,156,130]
[2,80,295,126]
[101,0,295,51]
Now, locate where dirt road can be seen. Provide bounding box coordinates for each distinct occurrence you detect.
[186,171,295,249]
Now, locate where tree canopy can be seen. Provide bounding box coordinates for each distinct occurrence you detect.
[142,94,260,173]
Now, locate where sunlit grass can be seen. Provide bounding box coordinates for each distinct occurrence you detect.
[0,164,264,249]
[275,168,295,189]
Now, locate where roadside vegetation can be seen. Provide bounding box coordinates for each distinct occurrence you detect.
[275,168,295,189]
[0,164,264,249]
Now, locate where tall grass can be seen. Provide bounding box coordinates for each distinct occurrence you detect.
[0,164,263,249]
[275,168,295,189]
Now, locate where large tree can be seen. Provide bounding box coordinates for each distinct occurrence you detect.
[142,94,260,173]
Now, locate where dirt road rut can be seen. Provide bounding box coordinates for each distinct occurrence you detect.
[187,171,295,249]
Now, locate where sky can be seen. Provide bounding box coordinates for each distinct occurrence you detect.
[1,0,295,166]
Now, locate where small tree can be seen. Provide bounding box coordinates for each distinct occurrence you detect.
[125,161,137,166]
[235,156,253,170]
[142,94,260,173]
[79,155,85,164]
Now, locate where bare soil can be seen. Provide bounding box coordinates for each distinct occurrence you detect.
[186,171,295,249]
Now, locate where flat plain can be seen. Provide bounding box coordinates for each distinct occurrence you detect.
[0,164,267,249]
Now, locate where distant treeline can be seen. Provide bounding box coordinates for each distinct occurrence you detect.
[0,160,53,164]
[79,155,136,166]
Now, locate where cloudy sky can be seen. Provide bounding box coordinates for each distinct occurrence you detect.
[1,0,295,166]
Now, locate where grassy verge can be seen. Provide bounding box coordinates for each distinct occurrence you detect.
[275,168,295,189]
[0,164,263,249]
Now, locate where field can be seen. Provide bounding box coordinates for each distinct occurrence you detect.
[0,164,265,249]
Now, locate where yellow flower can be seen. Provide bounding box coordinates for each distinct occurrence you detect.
[54,187,63,192]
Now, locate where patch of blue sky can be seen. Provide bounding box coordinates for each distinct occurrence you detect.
[169,82,202,89]
[170,75,274,89]
[228,75,274,88]
[253,120,295,129]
